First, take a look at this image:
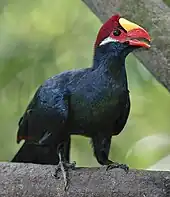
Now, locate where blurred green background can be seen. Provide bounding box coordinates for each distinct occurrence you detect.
[0,0,170,171]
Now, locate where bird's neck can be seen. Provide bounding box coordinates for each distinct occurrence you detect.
[92,44,130,87]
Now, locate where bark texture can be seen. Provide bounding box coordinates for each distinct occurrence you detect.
[82,0,170,92]
[0,162,170,197]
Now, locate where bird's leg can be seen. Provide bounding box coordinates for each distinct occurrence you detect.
[55,157,76,191]
[92,134,129,172]
[62,136,76,169]
[54,140,76,191]
[56,151,69,191]
[55,138,76,173]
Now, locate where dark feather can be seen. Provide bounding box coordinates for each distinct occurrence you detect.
[12,41,134,166]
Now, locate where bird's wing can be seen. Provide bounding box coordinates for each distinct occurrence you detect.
[17,85,70,145]
[16,67,90,144]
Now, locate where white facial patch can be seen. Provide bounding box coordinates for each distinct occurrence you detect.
[99,37,117,46]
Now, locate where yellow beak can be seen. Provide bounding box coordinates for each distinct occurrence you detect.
[119,18,151,48]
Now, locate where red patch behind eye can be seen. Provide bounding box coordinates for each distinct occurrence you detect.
[94,14,120,48]
[17,135,33,142]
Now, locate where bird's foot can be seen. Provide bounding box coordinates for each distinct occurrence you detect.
[63,161,76,170]
[106,162,129,173]
[54,161,76,191]
[55,161,76,174]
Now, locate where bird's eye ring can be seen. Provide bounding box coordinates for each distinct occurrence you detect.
[113,29,121,36]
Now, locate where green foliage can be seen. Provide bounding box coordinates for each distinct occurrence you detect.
[163,0,170,6]
[0,0,170,170]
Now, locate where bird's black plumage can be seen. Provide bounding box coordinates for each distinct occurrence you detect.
[12,41,134,166]
[11,14,151,191]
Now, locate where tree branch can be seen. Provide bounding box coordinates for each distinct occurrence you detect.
[1,162,170,196]
[82,0,170,92]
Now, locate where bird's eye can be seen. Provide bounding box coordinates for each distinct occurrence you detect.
[113,29,121,36]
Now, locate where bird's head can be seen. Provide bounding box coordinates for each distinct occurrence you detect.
[94,14,151,56]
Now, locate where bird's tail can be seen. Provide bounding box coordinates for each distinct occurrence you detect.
[11,142,58,165]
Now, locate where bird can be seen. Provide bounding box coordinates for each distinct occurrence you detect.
[12,14,151,182]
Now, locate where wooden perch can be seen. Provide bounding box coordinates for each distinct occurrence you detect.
[1,162,170,197]
[82,0,170,92]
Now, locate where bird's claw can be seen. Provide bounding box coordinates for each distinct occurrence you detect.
[54,161,76,191]
[64,161,76,170]
[106,162,129,173]
[55,161,76,174]
[64,179,69,192]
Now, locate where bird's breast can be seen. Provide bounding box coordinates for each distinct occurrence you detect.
[70,84,129,132]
